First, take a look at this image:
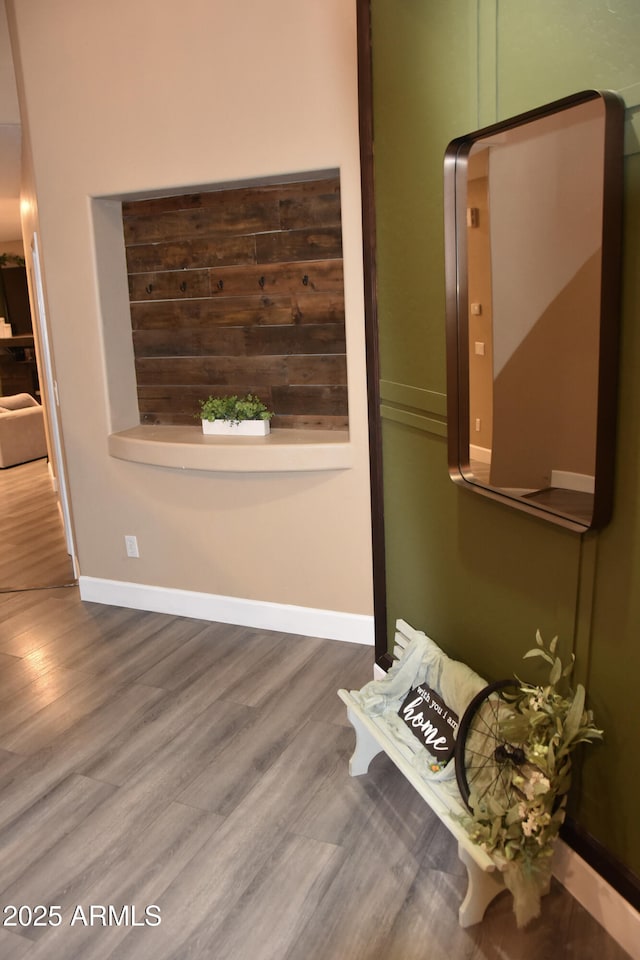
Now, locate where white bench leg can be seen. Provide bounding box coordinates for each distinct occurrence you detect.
[345,707,384,776]
[457,842,505,927]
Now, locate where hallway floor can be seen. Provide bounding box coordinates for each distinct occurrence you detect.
[0,458,75,591]
[0,587,632,959]
[0,459,632,958]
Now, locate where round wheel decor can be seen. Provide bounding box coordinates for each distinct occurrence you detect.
[454,678,526,812]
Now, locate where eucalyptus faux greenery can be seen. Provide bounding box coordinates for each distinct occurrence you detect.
[198,393,273,424]
[460,632,603,927]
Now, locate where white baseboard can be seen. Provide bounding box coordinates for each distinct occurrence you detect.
[47,459,58,492]
[550,469,595,494]
[469,443,492,464]
[77,576,374,646]
[553,840,639,959]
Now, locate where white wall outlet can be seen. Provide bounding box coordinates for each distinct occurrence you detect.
[124,535,139,558]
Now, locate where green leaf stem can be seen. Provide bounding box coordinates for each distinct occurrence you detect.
[457,630,602,928]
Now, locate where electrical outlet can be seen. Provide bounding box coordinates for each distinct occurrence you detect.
[125,535,139,558]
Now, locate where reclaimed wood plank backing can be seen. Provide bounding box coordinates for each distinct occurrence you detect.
[129,292,345,329]
[122,174,347,429]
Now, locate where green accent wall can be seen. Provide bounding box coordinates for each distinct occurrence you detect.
[371,0,640,878]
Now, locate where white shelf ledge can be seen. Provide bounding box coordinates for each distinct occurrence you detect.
[108,424,352,473]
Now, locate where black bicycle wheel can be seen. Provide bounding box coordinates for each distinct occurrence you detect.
[455,678,526,812]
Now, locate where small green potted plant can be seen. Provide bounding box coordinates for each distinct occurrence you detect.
[197,393,274,436]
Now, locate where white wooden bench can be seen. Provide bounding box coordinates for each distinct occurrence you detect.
[338,620,506,927]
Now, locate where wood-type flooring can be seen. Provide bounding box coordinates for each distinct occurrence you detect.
[0,462,632,959]
[0,458,75,591]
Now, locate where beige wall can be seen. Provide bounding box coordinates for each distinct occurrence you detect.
[0,1,21,243]
[0,241,23,256]
[0,1,19,125]
[488,105,603,489]
[466,156,493,453]
[491,253,600,489]
[7,0,373,618]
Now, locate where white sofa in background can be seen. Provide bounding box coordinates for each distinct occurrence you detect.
[0,393,47,468]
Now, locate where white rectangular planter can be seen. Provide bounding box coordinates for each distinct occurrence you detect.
[201,419,270,436]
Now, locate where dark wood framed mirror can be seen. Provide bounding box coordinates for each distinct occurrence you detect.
[444,90,624,532]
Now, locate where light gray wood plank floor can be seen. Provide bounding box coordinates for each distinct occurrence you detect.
[0,462,633,959]
[0,459,75,591]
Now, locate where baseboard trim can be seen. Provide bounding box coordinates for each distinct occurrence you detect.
[550,469,595,494]
[77,576,374,646]
[469,443,492,464]
[552,840,639,958]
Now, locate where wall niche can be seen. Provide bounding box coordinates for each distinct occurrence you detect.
[122,172,348,431]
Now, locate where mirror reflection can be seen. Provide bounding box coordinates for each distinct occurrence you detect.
[444,91,623,531]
